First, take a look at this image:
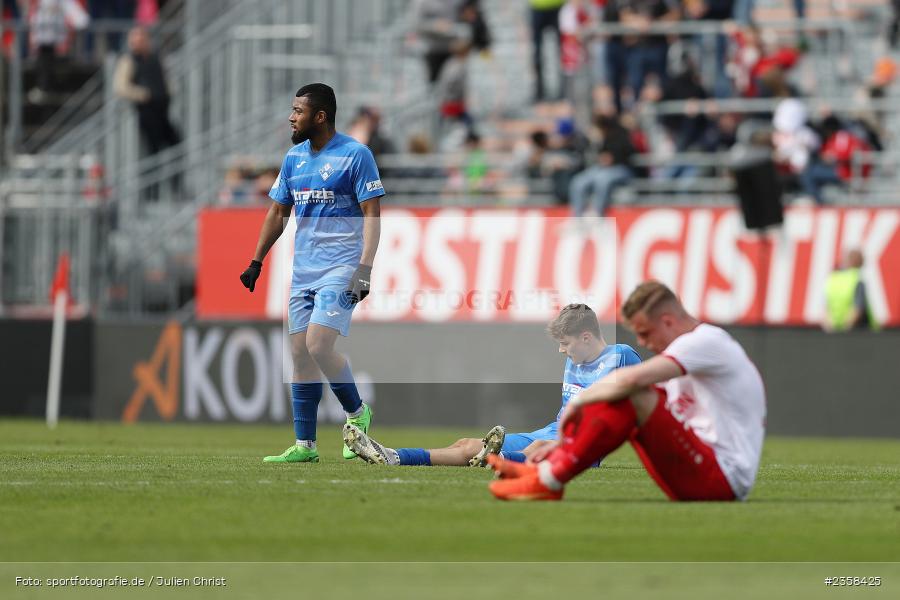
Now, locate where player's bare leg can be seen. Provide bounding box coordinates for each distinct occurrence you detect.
[305,324,347,381]
[291,330,322,381]
[343,429,500,467]
[428,438,484,466]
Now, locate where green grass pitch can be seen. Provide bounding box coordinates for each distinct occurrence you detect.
[1,420,898,599]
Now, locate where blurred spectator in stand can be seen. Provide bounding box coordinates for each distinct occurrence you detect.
[361,107,395,158]
[890,0,900,48]
[728,117,784,231]
[659,41,710,152]
[550,117,590,201]
[463,130,489,193]
[568,113,635,216]
[435,39,473,133]
[86,0,134,55]
[135,0,158,26]
[596,0,629,112]
[525,129,552,179]
[682,0,733,98]
[413,0,467,84]
[727,23,800,99]
[218,165,253,205]
[733,0,753,24]
[559,0,595,104]
[114,26,180,155]
[530,0,566,102]
[847,58,896,153]
[397,133,444,180]
[459,0,490,54]
[819,115,873,184]
[734,1,804,25]
[619,0,681,107]
[524,118,588,204]
[2,0,23,58]
[772,98,840,204]
[445,130,496,197]
[27,0,90,103]
[253,169,279,204]
[823,249,877,332]
[346,106,396,159]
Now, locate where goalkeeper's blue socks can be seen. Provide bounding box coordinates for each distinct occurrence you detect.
[501,451,527,463]
[291,382,323,442]
[329,361,363,414]
[396,448,432,466]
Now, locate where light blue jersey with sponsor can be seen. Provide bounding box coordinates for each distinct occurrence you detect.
[551,343,643,432]
[500,344,642,455]
[269,132,384,290]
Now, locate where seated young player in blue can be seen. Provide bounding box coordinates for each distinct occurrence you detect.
[343,304,642,466]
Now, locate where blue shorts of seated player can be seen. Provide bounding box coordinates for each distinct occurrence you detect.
[501,424,600,467]
[288,282,356,336]
[500,424,558,454]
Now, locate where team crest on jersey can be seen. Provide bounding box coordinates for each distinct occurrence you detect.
[319,163,334,181]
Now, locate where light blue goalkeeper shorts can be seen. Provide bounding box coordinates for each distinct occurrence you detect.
[288,281,356,337]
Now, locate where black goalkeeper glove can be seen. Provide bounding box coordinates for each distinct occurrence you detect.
[344,264,372,305]
[240,260,263,292]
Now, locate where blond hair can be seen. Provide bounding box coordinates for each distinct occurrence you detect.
[621,281,682,321]
[547,304,601,339]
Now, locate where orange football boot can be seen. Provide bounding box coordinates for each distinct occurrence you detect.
[489,474,563,501]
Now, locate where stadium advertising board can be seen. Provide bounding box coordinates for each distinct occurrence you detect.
[87,320,900,435]
[93,321,375,424]
[197,206,900,327]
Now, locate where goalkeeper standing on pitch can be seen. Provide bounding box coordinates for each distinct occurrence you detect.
[240,83,384,463]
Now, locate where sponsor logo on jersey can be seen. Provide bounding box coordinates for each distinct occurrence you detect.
[561,382,583,399]
[292,188,335,204]
[319,163,334,181]
[365,179,383,192]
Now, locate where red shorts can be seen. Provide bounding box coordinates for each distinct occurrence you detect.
[629,388,736,501]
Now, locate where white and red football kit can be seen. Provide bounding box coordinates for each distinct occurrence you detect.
[640,323,766,500]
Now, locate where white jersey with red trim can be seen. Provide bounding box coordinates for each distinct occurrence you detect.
[662,323,766,500]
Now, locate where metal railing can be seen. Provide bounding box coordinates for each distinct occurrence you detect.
[4,0,900,316]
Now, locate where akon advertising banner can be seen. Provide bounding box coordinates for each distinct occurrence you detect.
[88,321,900,435]
[92,320,558,426]
[198,206,900,327]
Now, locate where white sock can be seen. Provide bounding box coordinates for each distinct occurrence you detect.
[346,405,365,419]
[296,440,316,449]
[538,461,563,491]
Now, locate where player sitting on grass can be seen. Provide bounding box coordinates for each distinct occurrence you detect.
[487,281,767,502]
[343,303,641,467]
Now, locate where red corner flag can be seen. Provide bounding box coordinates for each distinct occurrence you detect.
[50,252,71,302]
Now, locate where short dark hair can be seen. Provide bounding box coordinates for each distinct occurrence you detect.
[547,304,601,339]
[621,281,680,321]
[296,83,336,124]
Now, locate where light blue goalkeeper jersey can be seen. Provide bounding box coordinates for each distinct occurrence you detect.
[269,132,384,291]
[552,343,643,430]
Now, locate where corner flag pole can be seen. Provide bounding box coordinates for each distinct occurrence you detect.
[46,253,70,429]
